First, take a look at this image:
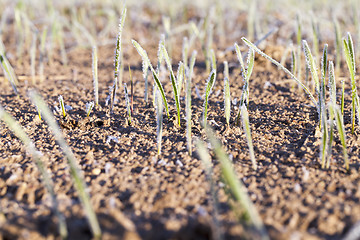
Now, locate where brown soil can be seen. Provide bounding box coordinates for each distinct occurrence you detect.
[1,6,360,240]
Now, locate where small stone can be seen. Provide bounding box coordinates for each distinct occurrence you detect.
[327,182,337,192]
[92,168,101,175]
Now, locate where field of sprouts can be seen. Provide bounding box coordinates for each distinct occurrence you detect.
[2,0,360,239]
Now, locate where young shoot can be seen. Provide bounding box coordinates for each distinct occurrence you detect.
[29,90,102,239]
[241,105,257,170]
[186,51,197,155]
[223,61,231,125]
[334,105,349,171]
[39,26,47,83]
[177,62,185,98]
[0,105,67,239]
[203,69,216,127]
[235,44,255,125]
[204,126,269,240]
[92,46,99,106]
[85,102,94,117]
[155,89,163,156]
[161,43,181,127]
[124,83,131,125]
[343,32,358,134]
[196,140,223,240]
[110,7,127,113]
[0,40,18,95]
[58,95,66,118]
[326,61,337,168]
[132,39,169,117]
[242,37,317,107]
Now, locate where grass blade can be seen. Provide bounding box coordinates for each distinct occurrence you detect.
[224,61,231,125]
[110,7,127,113]
[240,105,257,170]
[58,95,66,118]
[186,51,197,155]
[0,105,67,239]
[343,32,358,133]
[0,40,18,95]
[203,69,216,127]
[29,90,102,239]
[204,126,269,240]
[241,37,317,106]
[334,104,349,171]
[92,46,99,106]
[236,48,255,124]
[124,83,131,125]
[132,39,169,117]
[302,40,320,95]
[155,89,163,156]
[161,44,181,126]
[196,140,223,240]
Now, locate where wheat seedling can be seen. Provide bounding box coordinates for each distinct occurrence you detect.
[29,90,102,239]
[30,31,37,84]
[132,39,169,117]
[204,126,269,240]
[92,46,99,106]
[343,32,359,134]
[58,95,66,118]
[203,70,216,127]
[161,44,181,127]
[241,105,257,170]
[39,26,47,83]
[235,43,255,125]
[326,61,336,168]
[124,83,131,125]
[182,37,189,70]
[242,37,317,106]
[0,105,68,239]
[334,104,349,171]
[186,51,197,155]
[223,61,231,126]
[311,17,320,66]
[156,89,163,156]
[85,102,94,117]
[177,62,185,98]
[333,19,341,76]
[0,40,18,95]
[196,140,223,240]
[110,7,127,113]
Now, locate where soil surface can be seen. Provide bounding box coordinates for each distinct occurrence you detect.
[1,3,360,240]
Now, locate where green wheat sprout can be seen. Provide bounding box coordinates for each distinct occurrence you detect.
[124,83,131,125]
[0,105,68,239]
[155,89,163,156]
[92,46,99,106]
[132,39,169,117]
[242,37,317,107]
[224,61,231,126]
[241,105,257,170]
[110,7,127,113]
[29,90,102,239]
[0,39,18,95]
[333,104,349,171]
[186,51,197,155]
[85,102,94,117]
[58,95,66,118]
[161,43,181,127]
[203,69,216,127]
[204,126,269,240]
[343,32,358,134]
[196,140,223,240]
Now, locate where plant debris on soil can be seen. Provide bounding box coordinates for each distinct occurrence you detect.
[1,1,360,239]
